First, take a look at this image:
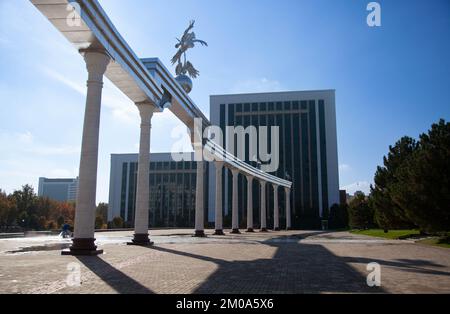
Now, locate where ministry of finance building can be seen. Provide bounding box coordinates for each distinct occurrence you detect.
[208,90,339,229]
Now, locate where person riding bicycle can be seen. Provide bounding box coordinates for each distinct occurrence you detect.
[61,223,72,238]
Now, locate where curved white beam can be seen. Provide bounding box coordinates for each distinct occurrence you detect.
[30,0,292,190]
[205,141,292,189]
[31,0,163,106]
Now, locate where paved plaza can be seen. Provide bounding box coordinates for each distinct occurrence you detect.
[0,230,449,294]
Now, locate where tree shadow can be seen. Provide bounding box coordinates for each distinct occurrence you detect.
[340,256,450,277]
[148,238,384,294]
[76,256,154,294]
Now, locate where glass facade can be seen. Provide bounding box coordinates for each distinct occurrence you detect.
[118,160,208,228]
[219,98,329,229]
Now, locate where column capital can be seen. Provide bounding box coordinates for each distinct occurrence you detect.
[231,168,240,176]
[246,175,254,183]
[272,183,279,190]
[214,161,225,170]
[260,180,267,187]
[285,186,291,193]
[136,102,156,122]
[83,50,110,82]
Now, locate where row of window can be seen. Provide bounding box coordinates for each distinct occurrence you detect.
[120,162,207,227]
[150,161,197,171]
[230,101,311,113]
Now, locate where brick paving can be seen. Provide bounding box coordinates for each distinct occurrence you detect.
[0,229,449,294]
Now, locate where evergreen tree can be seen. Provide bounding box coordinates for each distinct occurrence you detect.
[328,203,349,229]
[348,192,375,229]
[370,137,417,229]
[391,119,450,232]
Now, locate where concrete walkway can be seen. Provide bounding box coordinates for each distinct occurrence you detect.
[0,230,449,294]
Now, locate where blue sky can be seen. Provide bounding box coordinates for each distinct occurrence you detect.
[0,0,449,203]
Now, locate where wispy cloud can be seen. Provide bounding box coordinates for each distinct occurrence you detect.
[39,65,139,124]
[230,77,284,94]
[339,164,351,172]
[0,131,80,156]
[341,181,371,195]
[41,67,86,95]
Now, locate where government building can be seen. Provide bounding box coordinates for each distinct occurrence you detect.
[108,153,208,228]
[108,90,339,229]
[208,90,340,229]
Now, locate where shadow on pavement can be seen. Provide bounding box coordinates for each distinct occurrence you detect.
[340,256,450,277]
[147,237,384,294]
[76,256,154,294]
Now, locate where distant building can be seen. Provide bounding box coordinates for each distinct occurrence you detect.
[38,177,79,202]
[108,153,208,227]
[339,190,347,206]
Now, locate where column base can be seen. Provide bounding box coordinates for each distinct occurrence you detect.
[286,227,292,231]
[127,233,153,246]
[62,238,103,256]
[193,230,207,237]
[246,228,255,233]
[231,229,241,234]
[260,228,269,233]
[273,227,281,231]
[213,229,225,235]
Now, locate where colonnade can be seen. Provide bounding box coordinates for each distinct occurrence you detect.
[209,161,292,236]
[65,49,291,255]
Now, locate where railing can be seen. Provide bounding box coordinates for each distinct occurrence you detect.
[204,140,292,188]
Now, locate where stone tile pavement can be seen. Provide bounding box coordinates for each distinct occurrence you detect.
[0,229,449,294]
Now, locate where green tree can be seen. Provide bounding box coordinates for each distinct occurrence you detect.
[391,119,450,232]
[96,203,108,223]
[371,137,417,229]
[111,216,124,229]
[57,216,65,228]
[348,192,375,229]
[12,185,38,229]
[328,203,349,229]
[0,190,18,229]
[95,215,105,229]
[12,185,37,213]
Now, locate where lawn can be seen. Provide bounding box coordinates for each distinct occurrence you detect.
[350,229,421,240]
[417,237,450,249]
[351,229,450,248]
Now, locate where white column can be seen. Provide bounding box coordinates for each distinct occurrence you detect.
[214,162,224,235]
[285,187,292,230]
[260,181,267,232]
[130,103,155,245]
[231,169,240,233]
[67,51,110,256]
[194,160,205,237]
[246,176,254,232]
[273,184,280,231]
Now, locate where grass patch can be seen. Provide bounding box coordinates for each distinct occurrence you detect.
[350,229,420,240]
[417,236,450,249]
